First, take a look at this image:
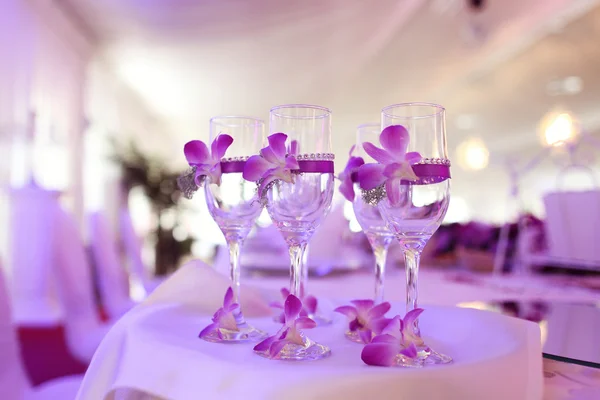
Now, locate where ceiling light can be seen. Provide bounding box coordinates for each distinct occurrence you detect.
[539,109,579,147]
[456,137,489,170]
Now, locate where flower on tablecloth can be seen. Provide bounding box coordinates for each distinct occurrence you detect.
[254,294,317,358]
[243,133,299,198]
[270,287,318,322]
[199,287,240,339]
[334,299,391,344]
[357,125,421,206]
[361,308,425,366]
[338,145,365,202]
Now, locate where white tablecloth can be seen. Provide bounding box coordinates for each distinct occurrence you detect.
[76,262,599,400]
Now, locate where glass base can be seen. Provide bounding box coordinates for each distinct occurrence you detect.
[201,322,268,344]
[394,345,453,367]
[255,334,331,361]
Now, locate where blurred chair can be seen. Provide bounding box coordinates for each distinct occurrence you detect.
[544,191,600,267]
[119,209,165,294]
[53,207,113,364]
[0,261,82,399]
[8,186,63,325]
[88,212,136,318]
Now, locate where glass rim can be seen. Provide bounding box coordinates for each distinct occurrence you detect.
[209,115,265,127]
[356,122,380,130]
[270,104,331,120]
[381,102,445,119]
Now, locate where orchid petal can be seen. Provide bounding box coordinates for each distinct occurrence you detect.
[386,161,419,182]
[371,333,398,345]
[269,301,283,309]
[350,299,375,312]
[348,144,357,157]
[303,295,317,315]
[357,163,386,190]
[349,319,361,332]
[380,125,409,157]
[217,311,239,331]
[267,133,288,160]
[403,308,424,329]
[359,329,374,344]
[295,316,317,330]
[339,179,355,202]
[280,288,290,298]
[399,343,418,359]
[223,287,234,309]
[198,322,219,339]
[269,339,289,358]
[276,168,295,184]
[243,155,273,182]
[334,305,358,319]
[207,163,224,186]
[260,146,280,164]
[371,317,392,335]
[382,316,402,337]
[184,140,211,165]
[346,156,365,172]
[254,335,276,352]
[368,302,391,319]
[212,134,234,160]
[363,142,395,164]
[284,155,299,170]
[405,151,422,164]
[288,140,299,155]
[361,340,401,367]
[227,303,240,313]
[284,294,303,322]
[273,312,285,324]
[385,177,402,206]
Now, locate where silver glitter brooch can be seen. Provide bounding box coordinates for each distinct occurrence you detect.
[177,167,201,199]
[361,185,387,206]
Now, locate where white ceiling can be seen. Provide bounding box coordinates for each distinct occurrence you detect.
[62,0,599,150]
[62,0,600,221]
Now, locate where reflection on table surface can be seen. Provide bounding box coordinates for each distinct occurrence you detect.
[459,300,600,366]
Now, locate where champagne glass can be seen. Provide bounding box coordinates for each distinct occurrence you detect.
[377,103,452,365]
[260,104,335,360]
[354,123,395,305]
[203,116,268,342]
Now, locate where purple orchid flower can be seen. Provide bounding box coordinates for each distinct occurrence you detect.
[199,287,240,339]
[254,294,317,358]
[357,125,421,205]
[270,287,318,323]
[242,133,299,197]
[334,299,391,344]
[338,145,365,202]
[360,308,425,366]
[184,134,234,186]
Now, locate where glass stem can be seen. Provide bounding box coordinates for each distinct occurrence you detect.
[402,239,425,335]
[289,243,308,297]
[227,239,243,304]
[300,245,309,298]
[368,235,392,304]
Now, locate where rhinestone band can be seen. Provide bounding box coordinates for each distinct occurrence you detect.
[221,156,250,163]
[296,153,335,161]
[415,158,451,166]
